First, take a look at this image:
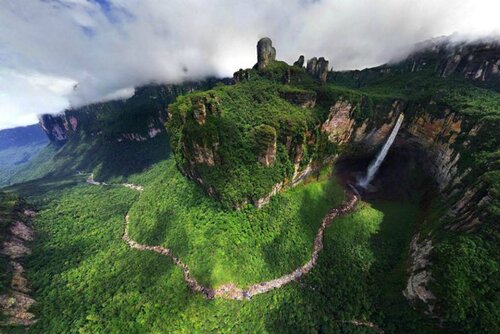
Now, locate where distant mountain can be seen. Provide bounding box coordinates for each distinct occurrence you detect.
[0,124,49,187]
[0,124,47,150]
[329,38,500,90]
[9,78,230,185]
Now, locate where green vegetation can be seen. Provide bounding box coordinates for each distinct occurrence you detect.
[6,158,432,333]
[330,65,500,332]
[167,64,352,207]
[432,229,499,333]
[7,81,225,187]
[128,160,344,288]
[0,124,48,187]
[168,77,313,207]
[1,45,499,333]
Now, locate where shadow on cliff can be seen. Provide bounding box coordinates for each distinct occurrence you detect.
[259,174,366,332]
[259,173,342,282]
[89,133,172,181]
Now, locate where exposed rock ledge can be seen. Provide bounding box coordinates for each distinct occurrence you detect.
[403,233,436,315]
[0,209,37,327]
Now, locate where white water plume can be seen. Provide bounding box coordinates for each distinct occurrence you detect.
[358,113,404,189]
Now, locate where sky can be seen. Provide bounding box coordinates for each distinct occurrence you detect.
[1,0,500,130]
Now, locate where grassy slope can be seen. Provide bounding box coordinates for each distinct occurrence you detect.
[5,158,433,333]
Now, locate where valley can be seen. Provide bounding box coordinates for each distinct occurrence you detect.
[4,158,430,333]
[0,36,498,333]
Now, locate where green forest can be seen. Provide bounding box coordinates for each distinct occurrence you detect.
[3,159,434,333]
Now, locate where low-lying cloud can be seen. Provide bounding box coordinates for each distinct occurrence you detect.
[1,0,499,129]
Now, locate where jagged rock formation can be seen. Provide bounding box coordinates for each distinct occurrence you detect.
[233,68,250,82]
[321,97,495,233]
[307,57,329,82]
[409,39,500,83]
[169,38,500,220]
[39,114,69,144]
[255,37,276,70]
[254,125,277,167]
[321,101,356,144]
[294,55,305,67]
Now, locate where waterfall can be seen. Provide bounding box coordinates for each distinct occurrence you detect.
[358,113,404,189]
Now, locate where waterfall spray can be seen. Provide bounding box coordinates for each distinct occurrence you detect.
[358,113,404,189]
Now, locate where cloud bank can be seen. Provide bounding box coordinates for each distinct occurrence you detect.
[1,0,499,129]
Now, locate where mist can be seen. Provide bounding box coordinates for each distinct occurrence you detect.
[1,0,499,129]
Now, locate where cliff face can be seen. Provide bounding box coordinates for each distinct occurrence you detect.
[329,39,500,90]
[38,114,69,145]
[309,95,499,321]
[0,194,36,327]
[407,40,500,84]
[39,80,229,146]
[167,38,499,219]
[324,98,495,230]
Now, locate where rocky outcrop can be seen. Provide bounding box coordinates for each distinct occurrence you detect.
[321,101,355,144]
[280,91,316,108]
[0,206,36,327]
[445,183,493,232]
[326,100,463,193]
[255,37,276,70]
[254,125,277,167]
[406,111,462,190]
[190,142,218,166]
[39,114,68,144]
[307,57,329,82]
[404,40,500,85]
[39,80,227,148]
[233,68,251,82]
[403,234,436,315]
[330,40,500,88]
[254,182,283,208]
[258,140,276,167]
[294,55,305,67]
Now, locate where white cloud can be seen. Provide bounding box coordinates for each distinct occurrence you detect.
[0,0,499,129]
[0,69,74,129]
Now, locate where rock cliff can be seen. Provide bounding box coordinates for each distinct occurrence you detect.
[306,57,329,82]
[0,195,36,327]
[38,114,69,145]
[168,38,499,219]
[255,37,277,70]
[329,39,500,89]
[39,80,227,146]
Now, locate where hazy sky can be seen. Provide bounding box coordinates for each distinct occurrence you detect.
[1,0,500,130]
